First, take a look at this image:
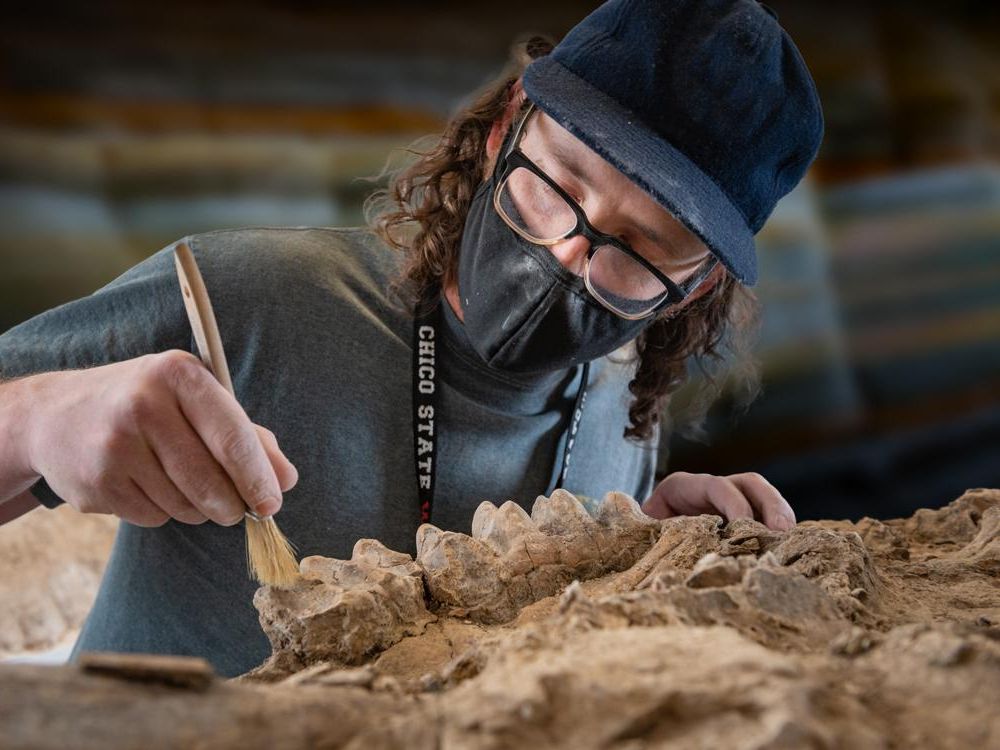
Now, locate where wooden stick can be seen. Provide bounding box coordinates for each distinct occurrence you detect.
[173,241,235,394]
[173,240,299,587]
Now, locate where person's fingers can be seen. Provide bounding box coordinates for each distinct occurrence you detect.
[139,397,247,526]
[159,355,282,517]
[131,440,208,525]
[105,478,171,528]
[642,471,753,522]
[727,472,796,531]
[639,490,674,519]
[642,471,710,517]
[701,475,755,522]
[253,425,298,496]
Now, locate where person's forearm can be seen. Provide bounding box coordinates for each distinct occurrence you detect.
[0,375,47,504]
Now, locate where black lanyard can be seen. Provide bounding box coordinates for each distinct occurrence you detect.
[411,289,589,524]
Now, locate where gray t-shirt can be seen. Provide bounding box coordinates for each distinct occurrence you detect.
[0,226,657,676]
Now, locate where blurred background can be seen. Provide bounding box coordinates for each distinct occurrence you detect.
[1,0,998,521]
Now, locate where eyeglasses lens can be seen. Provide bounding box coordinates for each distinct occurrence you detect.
[498,167,672,316]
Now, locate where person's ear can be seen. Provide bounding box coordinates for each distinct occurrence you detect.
[485,78,528,166]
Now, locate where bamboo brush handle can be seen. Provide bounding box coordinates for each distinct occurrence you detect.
[172,241,236,397]
[173,240,299,586]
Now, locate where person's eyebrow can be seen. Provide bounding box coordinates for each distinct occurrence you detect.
[547,139,668,248]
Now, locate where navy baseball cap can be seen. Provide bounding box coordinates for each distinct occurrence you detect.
[522,0,824,286]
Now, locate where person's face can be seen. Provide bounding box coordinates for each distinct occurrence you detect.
[485,102,717,290]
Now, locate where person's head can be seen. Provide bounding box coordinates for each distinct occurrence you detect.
[369,0,823,442]
[479,82,726,315]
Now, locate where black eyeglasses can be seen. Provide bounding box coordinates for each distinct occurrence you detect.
[493,103,719,319]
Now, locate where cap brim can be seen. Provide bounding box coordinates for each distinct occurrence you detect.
[523,56,758,286]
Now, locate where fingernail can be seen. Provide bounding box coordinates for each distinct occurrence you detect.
[255,498,281,517]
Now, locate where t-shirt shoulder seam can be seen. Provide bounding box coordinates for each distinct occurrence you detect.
[183,225,373,243]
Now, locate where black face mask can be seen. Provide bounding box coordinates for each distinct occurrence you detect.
[456,173,652,375]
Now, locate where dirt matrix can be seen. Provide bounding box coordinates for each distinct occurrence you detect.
[2,488,998,749]
[0,505,115,655]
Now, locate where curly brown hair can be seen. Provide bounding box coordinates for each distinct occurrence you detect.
[366,35,761,443]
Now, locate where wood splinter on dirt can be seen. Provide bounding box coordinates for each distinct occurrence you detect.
[78,652,215,691]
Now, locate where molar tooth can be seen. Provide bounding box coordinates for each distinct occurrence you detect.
[471,501,498,541]
[416,528,506,612]
[349,539,422,581]
[474,500,536,554]
[596,491,659,529]
[415,523,445,563]
[417,525,498,578]
[299,556,349,584]
[531,489,596,532]
[496,500,534,529]
[352,538,417,571]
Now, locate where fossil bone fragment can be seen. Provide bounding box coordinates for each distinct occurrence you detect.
[248,538,433,680]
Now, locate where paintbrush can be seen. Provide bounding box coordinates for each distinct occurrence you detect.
[173,240,299,587]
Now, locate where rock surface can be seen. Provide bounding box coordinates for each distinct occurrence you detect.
[2,489,999,749]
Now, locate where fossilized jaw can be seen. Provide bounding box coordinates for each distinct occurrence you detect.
[248,490,666,680]
[417,490,662,624]
[247,487,911,683]
[249,487,1000,692]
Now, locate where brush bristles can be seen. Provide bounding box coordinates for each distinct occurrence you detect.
[245,515,300,587]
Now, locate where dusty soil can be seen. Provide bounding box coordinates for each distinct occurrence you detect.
[0,504,116,656]
[1,488,998,749]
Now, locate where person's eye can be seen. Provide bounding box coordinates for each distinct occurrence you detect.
[538,163,581,204]
[618,233,642,252]
[543,176,574,203]
[558,180,583,205]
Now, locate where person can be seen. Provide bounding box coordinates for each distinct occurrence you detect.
[0,0,823,676]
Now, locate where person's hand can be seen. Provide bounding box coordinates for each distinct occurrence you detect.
[641,471,795,531]
[25,350,298,527]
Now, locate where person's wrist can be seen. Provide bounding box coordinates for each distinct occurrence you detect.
[3,372,55,488]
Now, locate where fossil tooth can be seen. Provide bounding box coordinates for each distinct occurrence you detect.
[472,500,535,554]
[417,526,506,615]
[299,555,344,584]
[471,502,497,541]
[415,523,445,562]
[595,491,659,530]
[496,500,534,527]
[530,489,597,533]
[352,538,420,575]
